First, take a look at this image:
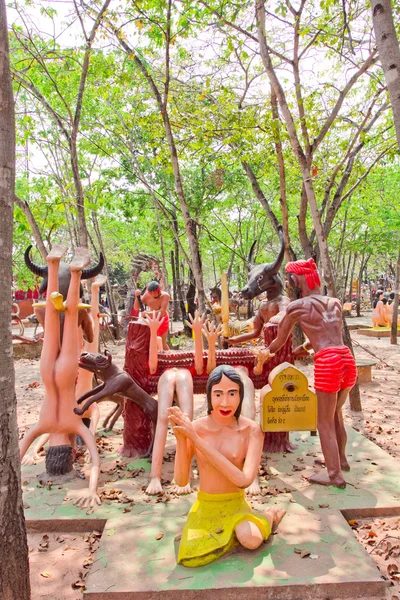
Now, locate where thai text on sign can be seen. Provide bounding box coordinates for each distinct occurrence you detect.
[260,362,317,432]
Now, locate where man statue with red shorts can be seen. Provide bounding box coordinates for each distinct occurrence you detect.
[133,281,170,350]
[265,258,357,488]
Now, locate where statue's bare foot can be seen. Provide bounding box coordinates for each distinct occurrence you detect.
[314,457,350,472]
[265,506,286,533]
[46,244,67,262]
[146,477,163,495]
[70,247,90,271]
[246,478,261,496]
[93,274,107,288]
[308,470,346,488]
[172,483,192,495]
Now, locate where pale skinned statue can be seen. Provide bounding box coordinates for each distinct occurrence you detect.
[19,246,101,508]
[169,365,285,567]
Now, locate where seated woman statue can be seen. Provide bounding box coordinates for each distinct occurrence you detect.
[372,292,389,327]
[168,365,285,568]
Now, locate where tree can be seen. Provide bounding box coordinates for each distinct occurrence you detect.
[371,0,400,344]
[12,0,112,247]
[0,0,31,597]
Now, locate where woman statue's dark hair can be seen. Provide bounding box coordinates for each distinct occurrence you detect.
[206,365,244,419]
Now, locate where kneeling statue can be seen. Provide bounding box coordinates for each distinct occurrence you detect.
[168,365,285,568]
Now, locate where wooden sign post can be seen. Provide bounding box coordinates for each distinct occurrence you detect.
[260,362,317,432]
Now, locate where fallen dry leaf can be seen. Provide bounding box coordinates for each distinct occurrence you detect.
[40,571,51,578]
[155,533,164,540]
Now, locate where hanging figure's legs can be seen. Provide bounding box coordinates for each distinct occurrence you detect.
[40,245,65,392]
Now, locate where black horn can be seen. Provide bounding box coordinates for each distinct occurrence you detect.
[81,252,105,280]
[248,240,257,270]
[24,245,48,278]
[262,226,285,275]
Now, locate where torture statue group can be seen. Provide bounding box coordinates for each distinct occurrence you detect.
[20,231,357,566]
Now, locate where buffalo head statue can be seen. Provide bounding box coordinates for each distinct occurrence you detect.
[240,227,285,300]
[25,245,104,299]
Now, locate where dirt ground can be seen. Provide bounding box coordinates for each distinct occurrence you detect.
[27,530,101,600]
[15,319,400,599]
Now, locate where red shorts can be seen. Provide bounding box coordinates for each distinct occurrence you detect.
[314,346,357,393]
[157,313,169,336]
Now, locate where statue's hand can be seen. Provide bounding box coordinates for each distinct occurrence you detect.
[184,310,205,335]
[168,406,196,442]
[202,320,222,345]
[74,489,101,509]
[142,310,163,332]
[293,344,310,359]
[251,346,275,375]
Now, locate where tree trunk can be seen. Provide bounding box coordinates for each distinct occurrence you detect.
[371,0,400,148]
[390,246,400,345]
[348,253,357,306]
[154,203,169,292]
[270,87,296,262]
[171,250,180,321]
[343,253,352,304]
[0,1,31,596]
[342,317,362,411]
[256,0,337,295]
[92,212,120,339]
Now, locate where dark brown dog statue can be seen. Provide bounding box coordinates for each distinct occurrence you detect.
[74,350,158,456]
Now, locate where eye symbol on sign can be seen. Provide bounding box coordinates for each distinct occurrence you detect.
[283,383,297,393]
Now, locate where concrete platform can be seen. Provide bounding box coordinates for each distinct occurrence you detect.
[357,327,399,338]
[13,338,43,359]
[21,426,400,599]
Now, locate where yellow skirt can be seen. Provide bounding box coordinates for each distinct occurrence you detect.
[177,490,271,568]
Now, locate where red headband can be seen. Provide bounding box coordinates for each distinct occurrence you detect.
[285,258,321,290]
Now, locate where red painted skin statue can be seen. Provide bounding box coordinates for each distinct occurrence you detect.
[264,258,357,489]
[132,281,170,350]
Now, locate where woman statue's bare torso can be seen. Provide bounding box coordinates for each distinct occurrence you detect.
[193,415,257,494]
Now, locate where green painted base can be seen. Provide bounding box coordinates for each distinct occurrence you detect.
[22,426,399,598]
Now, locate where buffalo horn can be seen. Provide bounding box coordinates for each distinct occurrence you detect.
[247,240,257,270]
[24,245,48,278]
[81,252,105,280]
[262,226,285,275]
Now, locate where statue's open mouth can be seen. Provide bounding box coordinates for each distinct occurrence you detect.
[219,409,232,416]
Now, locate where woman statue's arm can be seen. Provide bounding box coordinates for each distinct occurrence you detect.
[170,418,195,487]
[168,407,263,489]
